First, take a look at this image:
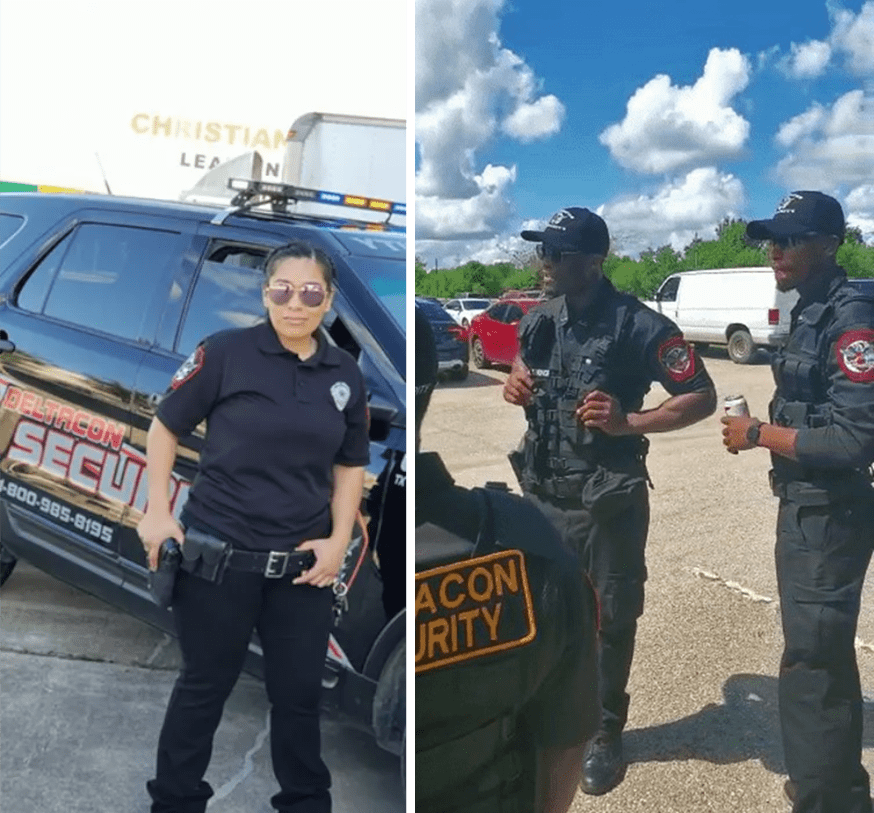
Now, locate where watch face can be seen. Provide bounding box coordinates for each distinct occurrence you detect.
[746,422,761,444]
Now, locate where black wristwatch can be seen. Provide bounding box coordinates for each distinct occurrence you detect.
[746,420,763,446]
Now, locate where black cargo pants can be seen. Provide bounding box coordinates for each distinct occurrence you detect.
[776,489,874,813]
[147,566,334,813]
[527,479,649,733]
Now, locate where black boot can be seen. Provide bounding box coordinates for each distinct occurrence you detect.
[581,729,626,796]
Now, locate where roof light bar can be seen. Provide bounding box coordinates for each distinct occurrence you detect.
[227,178,405,216]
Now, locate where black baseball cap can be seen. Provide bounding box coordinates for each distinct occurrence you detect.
[521,207,610,255]
[747,191,845,242]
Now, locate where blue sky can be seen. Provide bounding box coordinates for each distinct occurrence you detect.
[415,0,874,267]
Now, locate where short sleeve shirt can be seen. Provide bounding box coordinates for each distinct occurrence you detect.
[518,277,714,413]
[158,321,370,550]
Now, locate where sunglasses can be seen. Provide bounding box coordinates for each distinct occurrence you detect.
[265,282,327,308]
[767,233,819,250]
[535,244,584,264]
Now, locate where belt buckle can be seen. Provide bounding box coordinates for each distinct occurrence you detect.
[265,551,289,578]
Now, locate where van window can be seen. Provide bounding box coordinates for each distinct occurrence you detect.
[17,223,181,342]
[658,276,680,302]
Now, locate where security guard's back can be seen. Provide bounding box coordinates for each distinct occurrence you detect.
[415,308,600,813]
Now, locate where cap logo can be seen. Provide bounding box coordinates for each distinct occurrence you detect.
[330,381,351,410]
[776,192,804,216]
[547,209,574,230]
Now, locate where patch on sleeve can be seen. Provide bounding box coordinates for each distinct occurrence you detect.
[415,549,536,674]
[835,329,874,382]
[657,336,696,382]
[170,346,205,390]
[330,381,351,411]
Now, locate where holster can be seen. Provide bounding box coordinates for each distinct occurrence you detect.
[180,527,232,583]
[148,539,182,609]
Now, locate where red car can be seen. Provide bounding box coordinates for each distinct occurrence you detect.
[466,298,543,368]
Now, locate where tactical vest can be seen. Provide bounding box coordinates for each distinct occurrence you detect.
[771,281,870,486]
[415,486,578,813]
[515,300,647,498]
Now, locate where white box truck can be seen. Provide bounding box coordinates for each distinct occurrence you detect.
[181,112,405,228]
[643,267,799,363]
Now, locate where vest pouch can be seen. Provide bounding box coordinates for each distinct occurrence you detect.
[581,465,646,520]
[181,527,232,583]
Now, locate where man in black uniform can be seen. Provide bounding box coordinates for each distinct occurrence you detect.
[722,191,874,813]
[503,207,716,795]
[415,309,600,813]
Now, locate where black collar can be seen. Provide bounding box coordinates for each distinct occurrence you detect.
[254,320,342,367]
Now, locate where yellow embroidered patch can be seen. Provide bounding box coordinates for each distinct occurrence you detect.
[415,549,536,674]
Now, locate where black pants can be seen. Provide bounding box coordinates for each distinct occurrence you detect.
[527,483,649,733]
[147,567,334,813]
[776,494,874,813]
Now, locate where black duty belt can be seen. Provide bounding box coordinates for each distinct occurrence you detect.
[226,548,316,578]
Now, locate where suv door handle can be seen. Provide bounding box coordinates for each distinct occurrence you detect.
[0,337,15,354]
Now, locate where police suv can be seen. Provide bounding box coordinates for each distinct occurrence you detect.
[0,181,406,760]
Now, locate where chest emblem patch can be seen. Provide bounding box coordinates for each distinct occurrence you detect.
[836,329,874,382]
[330,381,351,411]
[415,549,536,674]
[657,336,695,382]
[170,346,205,390]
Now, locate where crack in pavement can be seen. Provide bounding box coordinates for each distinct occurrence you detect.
[208,707,271,807]
[690,566,874,656]
[0,644,177,670]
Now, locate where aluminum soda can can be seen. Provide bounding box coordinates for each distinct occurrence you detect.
[723,395,750,417]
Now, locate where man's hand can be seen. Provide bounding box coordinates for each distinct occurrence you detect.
[576,390,630,436]
[503,357,534,407]
[721,415,758,455]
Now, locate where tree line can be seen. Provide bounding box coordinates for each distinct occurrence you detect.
[415,219,874,300]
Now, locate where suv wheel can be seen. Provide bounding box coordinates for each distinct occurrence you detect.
[727,329,755,364]
[471,336,490,369]
[0,545,17,586]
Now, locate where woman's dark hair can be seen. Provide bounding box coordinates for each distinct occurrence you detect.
[263,241,335,291]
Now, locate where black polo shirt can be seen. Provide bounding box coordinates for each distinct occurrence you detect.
[157,321,370,551]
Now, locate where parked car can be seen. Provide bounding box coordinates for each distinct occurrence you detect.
[443,297,491,327]
[416,296,468,379]
[644,267,799,363]
[0,183,406,759]
[847,278,874,297]
[466,298,542,368]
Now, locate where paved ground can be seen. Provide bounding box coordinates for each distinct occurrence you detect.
[0,562,403,813]
[421,347,874,813]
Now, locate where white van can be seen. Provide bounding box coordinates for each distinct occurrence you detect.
[643,267,798,363]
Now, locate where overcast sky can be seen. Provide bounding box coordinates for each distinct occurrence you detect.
[0,0,407,199]
[415,0,874,267]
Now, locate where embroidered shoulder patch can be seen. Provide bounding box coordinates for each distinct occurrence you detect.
[415,549,536,674]
[170,346,205,390]
[657,336,695,382]
[835,329,874,382]
[330,381,351,410]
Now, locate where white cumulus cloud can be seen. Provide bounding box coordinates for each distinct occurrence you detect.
[845,184,874,241]
[773,90,874,189]
[415,0,565,245]
[599,168,746,257]
[831,1,874,77]
[599,48,751,174]
[778,39,832,78]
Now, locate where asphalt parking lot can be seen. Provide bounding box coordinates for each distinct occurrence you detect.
[421,347,874,813]
[0,563,403,813]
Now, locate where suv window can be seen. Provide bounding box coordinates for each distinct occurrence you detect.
[178,245,267,354]
[416,298,454,324]
[0,213,25,247]
[16,223,183,342]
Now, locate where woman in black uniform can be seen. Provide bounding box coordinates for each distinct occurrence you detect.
[138,240,370,813]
